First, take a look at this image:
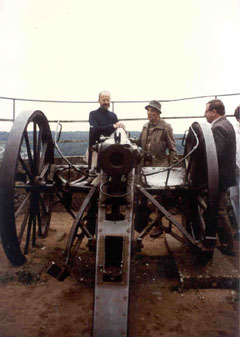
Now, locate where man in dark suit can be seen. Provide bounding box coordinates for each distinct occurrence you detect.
[205,99,236,256]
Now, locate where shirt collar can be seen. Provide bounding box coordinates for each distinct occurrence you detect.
[149,119,161,127]
[211,115,224,126]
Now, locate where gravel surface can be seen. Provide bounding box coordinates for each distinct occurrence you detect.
[0,212,239,337]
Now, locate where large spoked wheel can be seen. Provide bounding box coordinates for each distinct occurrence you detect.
[0,110,54,266]
[183,121,219,264]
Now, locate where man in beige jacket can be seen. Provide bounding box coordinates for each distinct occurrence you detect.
[139,100,178,167]
[139,100,178,237]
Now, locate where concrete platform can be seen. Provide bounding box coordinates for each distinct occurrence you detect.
[165,234,240,290]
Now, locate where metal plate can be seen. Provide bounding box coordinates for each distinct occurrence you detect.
[92,170,134,337]
[142,167,186,188]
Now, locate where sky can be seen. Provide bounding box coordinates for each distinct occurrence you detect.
[0,0,240,133]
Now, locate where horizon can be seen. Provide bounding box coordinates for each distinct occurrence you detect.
[0,93,239,134]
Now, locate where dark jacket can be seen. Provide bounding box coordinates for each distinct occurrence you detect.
[212,116,236,191]
[89,107,118,143]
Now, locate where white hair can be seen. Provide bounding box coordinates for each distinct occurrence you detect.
[98,90,111,99]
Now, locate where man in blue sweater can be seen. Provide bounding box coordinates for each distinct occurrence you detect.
[86,91,125,235]
[89,90,125,144]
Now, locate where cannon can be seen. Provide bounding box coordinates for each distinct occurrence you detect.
[0,110,219,337]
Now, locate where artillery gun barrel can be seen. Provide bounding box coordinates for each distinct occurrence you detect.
[98,128,140,177]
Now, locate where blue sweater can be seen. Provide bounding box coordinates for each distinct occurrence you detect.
[89,107,118,143]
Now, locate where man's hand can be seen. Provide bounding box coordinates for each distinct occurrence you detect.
[113,121,125,129]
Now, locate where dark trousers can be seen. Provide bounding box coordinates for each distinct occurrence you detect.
[217,191,234,250]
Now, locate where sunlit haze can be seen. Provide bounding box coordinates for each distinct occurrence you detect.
[0,0,240,133]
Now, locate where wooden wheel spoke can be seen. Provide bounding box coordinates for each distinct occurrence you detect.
[15,192,30,218]
[37,210,42,235]
[33,194,43,233]
[39,162,51,180]
[18,211,30,244]
[24,211,33,254]
[37,127,43,174]
[24,131,34,173]
[32,215,37,247]
[39,142,48,175]
[24,193,39,253]
[37,190,52,237]
[39,193,49,215]
[18,155,32,181]
[197,205,206,233]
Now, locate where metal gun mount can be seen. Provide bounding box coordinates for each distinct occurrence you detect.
[0,110,219,337]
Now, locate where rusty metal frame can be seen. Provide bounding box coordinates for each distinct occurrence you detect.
[137,185,196,245]
[64,186,97,266]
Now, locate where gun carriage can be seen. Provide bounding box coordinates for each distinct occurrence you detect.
[0,110,219,337]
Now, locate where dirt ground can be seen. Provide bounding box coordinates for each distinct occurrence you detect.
[0,211,239,337]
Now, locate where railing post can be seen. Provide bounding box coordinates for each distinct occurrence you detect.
[112,101,115,112]
[13,99,16,121]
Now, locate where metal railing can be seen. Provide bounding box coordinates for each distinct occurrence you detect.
[0,92,239,124]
